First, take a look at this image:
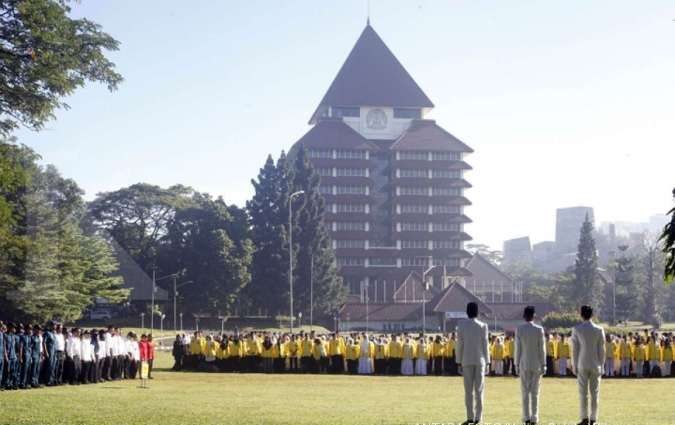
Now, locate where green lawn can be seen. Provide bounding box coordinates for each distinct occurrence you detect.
[2,352,674,425]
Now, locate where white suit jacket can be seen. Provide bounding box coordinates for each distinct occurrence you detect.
[514,321,546,372]
[455,318,490,367]
[571,320,606,373]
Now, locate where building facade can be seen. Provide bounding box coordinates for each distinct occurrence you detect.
[291,24,474,301]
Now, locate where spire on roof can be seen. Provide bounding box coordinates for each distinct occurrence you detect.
[309,24,433,123]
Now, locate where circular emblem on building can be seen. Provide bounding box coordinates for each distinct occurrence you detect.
[366,108,387,130]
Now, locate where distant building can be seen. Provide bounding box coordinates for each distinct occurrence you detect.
[503,236,532,266]
[555,206,594,254]
[532,241,556,264]
[487,302,556,333]
[465,253,522,303]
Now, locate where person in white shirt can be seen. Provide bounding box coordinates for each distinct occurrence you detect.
[80,330,94,384]
[126,332,140,379]
[104,327,114,380]
[515,306,547,425]
[571,305,606,425]
[96,330,107,383]
[455,302,490,425]
[65,329,82,385]
[54,324,66,385]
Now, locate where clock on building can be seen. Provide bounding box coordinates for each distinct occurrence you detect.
[366,108,387,130]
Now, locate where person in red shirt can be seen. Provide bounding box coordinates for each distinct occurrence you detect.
[147,334,155,380]
[138,334,150,388]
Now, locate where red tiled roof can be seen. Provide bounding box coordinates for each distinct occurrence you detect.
[339,302,421,322]
[391,120,474,153]
[310,24,433,123]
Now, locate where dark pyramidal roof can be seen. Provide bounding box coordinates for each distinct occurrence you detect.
[311,24,433,122]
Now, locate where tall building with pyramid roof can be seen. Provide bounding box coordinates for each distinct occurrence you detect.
[291,23,474,317]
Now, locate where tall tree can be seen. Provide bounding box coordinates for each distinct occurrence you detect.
[573,214,601,312]
[246,154,291,316]
[613,245,638,322]
[0,0,123,135]
[660,188,675,284]
[291,146,346,318]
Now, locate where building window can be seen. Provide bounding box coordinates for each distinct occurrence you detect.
[336,149,366,160]
[433,240,461,249]
[333,106,360,118]
[393,108,422,119]
[400,204,428,214]
[399,168,427,178]
[307,149,333,159]
[336,185,367,195]
[432,205,461,214]
[431,169,461,178]
[401,257,430,267]
[335,222,367,231]
[399,186,427,196]
[400,222,427,232]
[431,187,461,196]
[399,151,427,161]
[336,168,367,177]
[369,257,397,267]
[319,185,333,195]
[337,257,365,267]
[336,240,365,249]
[317,168,333,177]
[432,222,460,231]
[432,151,461,161]
[432,258,461,267]
[401,240,428,249]
[335,203,367,213]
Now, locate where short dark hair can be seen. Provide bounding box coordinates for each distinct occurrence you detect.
[466,302,479,319]
[580,305,593,320]
[523,306,536,321]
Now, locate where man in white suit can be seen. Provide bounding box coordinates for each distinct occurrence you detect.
[571,305,606,425]
[455,302,490,425]
[514,306,547,425]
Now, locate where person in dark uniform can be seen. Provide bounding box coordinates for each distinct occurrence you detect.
[42,322,56,386]
[0,322,6,389]
[18,324,32,389]
[6,323,18,389]
[29,325,42,388]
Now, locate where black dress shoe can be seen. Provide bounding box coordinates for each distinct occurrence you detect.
[577,419,589,425]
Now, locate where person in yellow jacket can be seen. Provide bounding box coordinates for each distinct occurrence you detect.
[431,335,444,376]
[373,336,388,375]
[345,337,359,374]
[260,335,275,373]
[618,336,631,377]
[646,336,660,375]
[203,335,218,371]
[272,335,285,373]
[401,336,415,376]
[229,336,243,372]
[187,332,202,369]
[215,336,229,372]
[388,335,403,375]
[286,335,299,372]
[245,333,262,372]
[444,333,457,375]
[505,335,515,376]
[300,334,314,373]
[545,333,556,377]
[660,338,673,377]
[328,333,345,373]
[491,336,504,375]
[634,339,647,377]
[557,334,571,376]
[415,336,430,376]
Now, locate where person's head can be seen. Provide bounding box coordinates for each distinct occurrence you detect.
[580,305,593,321]
[523,306,536,322]
[141,334,147,342]
[466,302,479,319]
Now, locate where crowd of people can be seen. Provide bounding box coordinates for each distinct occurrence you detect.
[0,321,155,391]
[170,327,674,378]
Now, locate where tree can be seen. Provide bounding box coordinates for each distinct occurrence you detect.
[613,245,638,322]
[660,188,675,284]
[0,0,123,135]
[466,243,503,265]
[291,146,346,318]
[164,193,252,316]
[246,154,291,315]
[87,183,194,274]
[573,214,601,312]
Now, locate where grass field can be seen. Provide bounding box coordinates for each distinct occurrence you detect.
[2,352,673,425]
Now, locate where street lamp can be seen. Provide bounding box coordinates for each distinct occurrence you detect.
[298,312,303,329]
[140,312,145,331]
[421,257,435,334]
[219,316,227,335]
[288,190,305,333]
[173,279,193,331]
[179,313,183,332]
[152,271,181,332]
[160,313,166,334]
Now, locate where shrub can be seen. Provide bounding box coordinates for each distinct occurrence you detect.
[542,311,582,330]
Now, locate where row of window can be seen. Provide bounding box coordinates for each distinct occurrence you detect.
[398,151,462,161]
[399,204,462,214]
[337,257,462,268]
[334,240,462,249]
[330,107,422,120]
[400,222,461,231]
[320,185,369,195]
[307,149,368,160]
[397,187,462,196]
[398,169,462,178]
[333,203,367,213]
[317,167,368,177]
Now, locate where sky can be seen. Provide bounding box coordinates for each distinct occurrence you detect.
[14,0,675,250]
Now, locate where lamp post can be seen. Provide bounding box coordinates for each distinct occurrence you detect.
[173,279,193,331]
[220,316,227,335]
[179,313,183,332]
[140,312,145,331]
[421,257,434,334]
[160,313,166,334]
[310,254,314,331]
[298,312,303,329]
[288,190,305,333]
[152,271,181,332]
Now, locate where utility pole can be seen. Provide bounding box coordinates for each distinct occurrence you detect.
[288,190,305,333]
[310,254,314,331]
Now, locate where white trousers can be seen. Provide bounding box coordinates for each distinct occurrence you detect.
[462,365,485,422]
[604,358,614,376]
[577,368,601,421]
[620,359,630,376]
[636,360,644,377]
[558,358,568,376]
[520,369,542,423]
[491,359,503,375]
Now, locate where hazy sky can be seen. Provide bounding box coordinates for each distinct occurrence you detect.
[15,1,675,249]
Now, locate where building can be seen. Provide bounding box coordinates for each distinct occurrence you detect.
[555,206,594,254]
[464,253,522,304]
[502,236,532,266]
[291,23,474,299]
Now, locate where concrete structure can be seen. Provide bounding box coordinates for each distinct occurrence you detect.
[555,206,594,254]
[291,23,474,297]
[503,236,532,266]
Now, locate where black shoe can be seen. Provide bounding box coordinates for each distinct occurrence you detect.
[589,421,597,425]
[577,420,589,425]
[461,421,474,425]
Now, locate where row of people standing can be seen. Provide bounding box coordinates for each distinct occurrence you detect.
[0,321,155,390]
